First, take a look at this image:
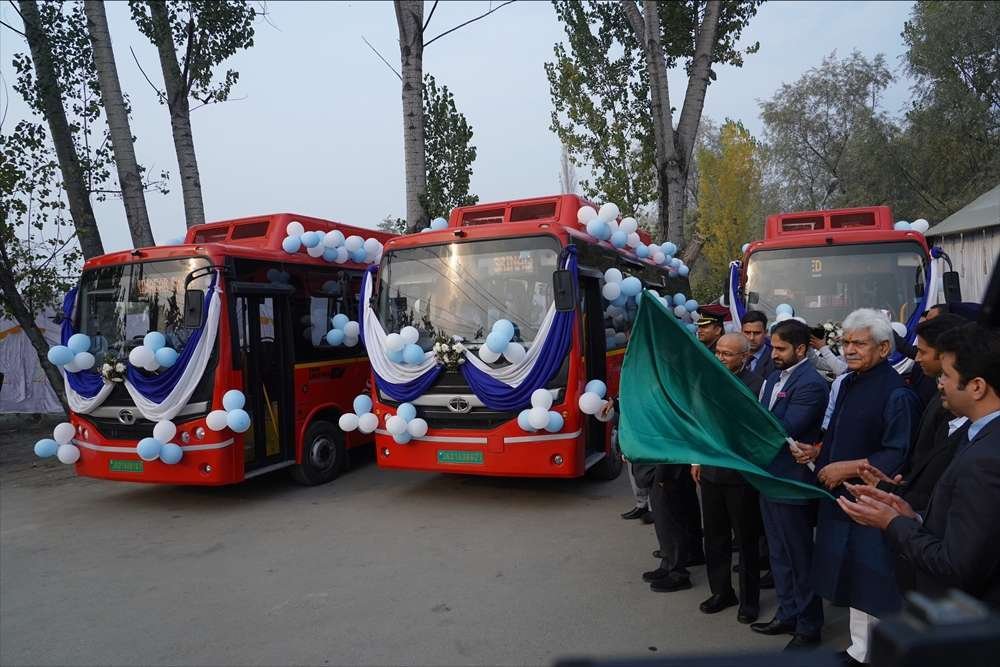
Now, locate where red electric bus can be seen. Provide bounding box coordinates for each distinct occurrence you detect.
[65,213,394,485]
[367,194,690,479]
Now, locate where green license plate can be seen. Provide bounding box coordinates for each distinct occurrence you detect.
[436,450,484,465]
[109,459,143,473]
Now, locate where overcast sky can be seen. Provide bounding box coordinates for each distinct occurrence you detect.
[1,1,917,253]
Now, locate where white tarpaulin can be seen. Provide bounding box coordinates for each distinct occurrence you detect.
[0,311,63,413]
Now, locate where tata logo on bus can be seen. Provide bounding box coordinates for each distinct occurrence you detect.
[447,397,472,414]
[118,409,136,425]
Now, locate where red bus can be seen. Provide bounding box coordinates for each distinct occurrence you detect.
[363,194,690,479]
[57,213,394,485]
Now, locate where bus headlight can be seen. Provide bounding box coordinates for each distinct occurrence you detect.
[195,427,206,440]
[552,454,564,465]
[181,431,191,443]
[381,448,390,457]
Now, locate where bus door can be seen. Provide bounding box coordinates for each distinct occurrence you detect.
[580,274,607,458]
[232,282,295,475]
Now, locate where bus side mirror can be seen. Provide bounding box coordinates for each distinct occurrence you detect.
[183,289,204,328]
[552,270,576,312]
[943,271,962,303]
[747,291,760,305]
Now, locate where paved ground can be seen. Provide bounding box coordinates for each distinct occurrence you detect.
[1,414,848,666]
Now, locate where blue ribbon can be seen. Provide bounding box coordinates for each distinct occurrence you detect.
[730,262,746,320]
[60,288,105,399]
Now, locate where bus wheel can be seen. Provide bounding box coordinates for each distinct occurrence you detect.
[586,431,623,481]
[291,420,346,486]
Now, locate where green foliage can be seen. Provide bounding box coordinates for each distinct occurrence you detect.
[421,74,478,221]
[129,0,256,106]
[377,215,408,235]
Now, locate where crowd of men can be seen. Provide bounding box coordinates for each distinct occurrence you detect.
[619,299,1000,666]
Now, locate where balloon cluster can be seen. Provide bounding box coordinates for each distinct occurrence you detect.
[653,291,700,334]
[384,402,429,444]
[774,303,795,323]
[893,219,930,235]
[128,331,179,372]
[577,380,610,417]
[47,334,96,373]
[136,420,184,465]
[601,268,644,304]
[385,326,425,365]
[479,319,525,364]
[420,217,450,233]
[517,388,564,433]
[326,313,360,347]
[338,394,379,435]
[34,421,80,464]
[206,390,252,433]
[281,221,384,264]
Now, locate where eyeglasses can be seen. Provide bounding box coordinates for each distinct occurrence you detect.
[716,351,745,359]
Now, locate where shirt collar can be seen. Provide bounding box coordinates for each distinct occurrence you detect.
[780,356,809,379]
[968,410,1000,442]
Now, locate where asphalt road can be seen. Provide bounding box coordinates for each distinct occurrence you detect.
[1,415,848,666]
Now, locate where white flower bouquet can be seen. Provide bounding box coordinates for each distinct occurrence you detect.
[821,321,843,356]
[100,354,127,383]
[433,332,467,371]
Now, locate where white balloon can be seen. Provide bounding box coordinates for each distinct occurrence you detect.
[343,321,360,338]
[338,413,360,432]
[479,346,501,363]
[386,415,408,435]
[775,312,792,322]
[53,422,75,445]
[602,282,621,301]
[358,412,379,434]
[129,345,153,368]
[911,219,930,234]
[652,251,666,265]
[528,406,550,430]
[385,333,404,353]
[57,443,81,464]
[619,217,638,234]
[891,322,908,338]
[604,268,623,284]
[142,356,161,372]
[63,357,82,373]
[407,418,429,438]
[400,326,420,345]
[206,410,229,431]
[344,235,364,252]
[578,392,604,415]
[306,244,325,258]
[626,232,641,248]
[153,420,176,443]
[343,335,359,348]
[606,219,619,235]
[503,342,526,364]
[364,238,381,256]
[286,221,305,237]
[323,230,345,248]
[597,202,620,222]
[576,206,598,224]
[531,388,553,410]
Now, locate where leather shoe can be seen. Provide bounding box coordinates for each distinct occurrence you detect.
[650,574,692,592]
[642,568,672,582]
[737,606,759,624]
[783,633,821,650]
[760,571,775,589]
[699,592,738,614]
[621,507,647,520]
[835,650,865,665]
[750,617,797,636]
[640,512,654,524]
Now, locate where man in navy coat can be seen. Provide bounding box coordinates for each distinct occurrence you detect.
[742,310,775,379]
[751,320,830,650]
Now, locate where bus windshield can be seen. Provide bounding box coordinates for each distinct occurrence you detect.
[76,257,214,363]
[744,241,929,325]
[376,236,561,346]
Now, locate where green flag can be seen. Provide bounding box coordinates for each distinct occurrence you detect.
[619,292,832,502]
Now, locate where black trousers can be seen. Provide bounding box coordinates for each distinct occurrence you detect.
[651,464,703,574]
[701,480,762,607]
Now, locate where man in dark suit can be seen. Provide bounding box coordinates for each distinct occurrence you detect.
[839,322,1000,610]
[691,333,764,623]
[751,320,830,650]
[742,310,775,379]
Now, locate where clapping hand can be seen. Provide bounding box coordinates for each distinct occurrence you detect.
[858,462,903,488]
[836,482,917,530]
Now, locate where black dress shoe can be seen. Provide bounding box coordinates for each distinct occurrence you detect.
[621,507,647,520]
[737,606,759,624]
[640,512,654,524]
[760,571,775,589]
[650,573,692,592]
[783,633,821,650]
[642,567,672,582]
[750,617,797,636]
[699,592,738,614]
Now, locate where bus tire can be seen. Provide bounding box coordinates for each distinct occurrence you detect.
[586,432,623,481]
[290,420,347,486]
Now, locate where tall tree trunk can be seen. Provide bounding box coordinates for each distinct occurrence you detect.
[148,0,206,228]
[84,0,155,248]
[0,241,69,416]
[19,0,105,260]
[395,1,427,233]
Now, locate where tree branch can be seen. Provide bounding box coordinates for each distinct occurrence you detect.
[423,0,516,48]
[362,35,402,81]
[422,0,439,32]
[130,45,166,101]
[0,18,25,36]
[620,0,644,38]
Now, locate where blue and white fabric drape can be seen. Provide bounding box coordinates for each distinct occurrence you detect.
[61,272,223,421]
[727,261,745,327]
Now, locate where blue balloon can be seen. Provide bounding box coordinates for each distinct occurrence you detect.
[545,411,565,433]
[776,303,794,316]
[226,408,251,433]
[486,331,508,354]
[586,219,606,239]
[517,410,535,431]
[301,231,321,248]
[223,389,246,411]
[67,333,91,354]
[403,343,424,365]
[635,244,650,258]
[610,231,627,248]
[678,265,689,277]
[143,331,166,351]
[388,348,404,363]
[669,257,682,268]
[34,438,59,458]
[430,217,449,230]
[331,313,350,330]
[585,379,607,398]
[685,299,699,312]
[612,294,628,307]
[621,276,642,297]
[673,293,687,306]
[282,235,302,253]
[47,345,74,367]
[397,402,417,422]
[491,319,515,341]
[674,304,688,318]
[349,248,368,263]
[392,432,412,444]
[154,346,179,368]
[663,242,678,256]
[137,437,162,461]
[322,247,338,262]
[353,394,373,415]
[159,443,183,465]
[326,329,345,346]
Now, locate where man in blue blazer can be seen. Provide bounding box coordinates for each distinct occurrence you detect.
[751,320,830,650]
[742,310,775,379]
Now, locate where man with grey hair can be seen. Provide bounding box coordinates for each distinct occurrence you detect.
[791,308,921,664]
